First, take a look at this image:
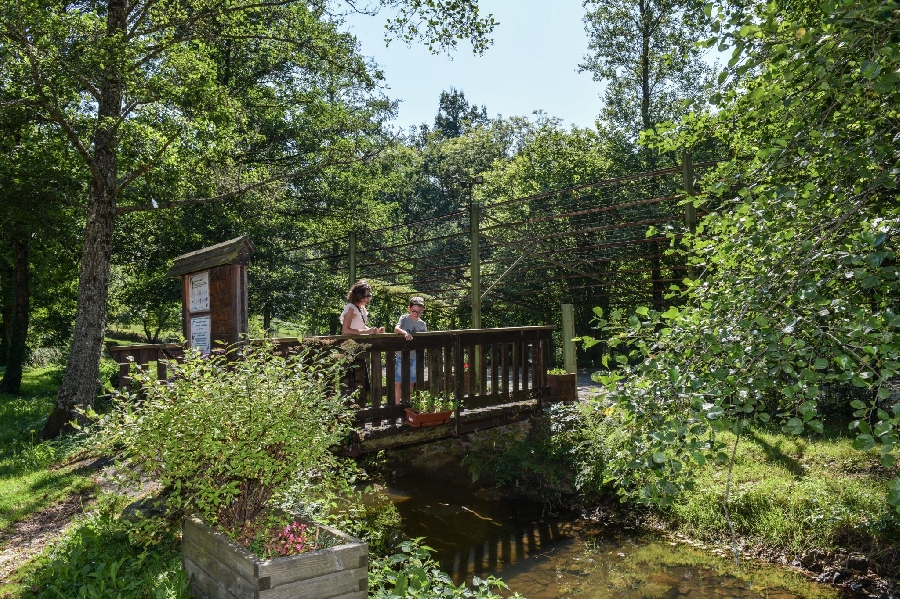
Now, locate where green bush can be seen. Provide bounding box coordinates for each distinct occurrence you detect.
[368,538,521,599]
[85,341,359,537]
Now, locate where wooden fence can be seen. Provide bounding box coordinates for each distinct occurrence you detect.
[106,326,558,453]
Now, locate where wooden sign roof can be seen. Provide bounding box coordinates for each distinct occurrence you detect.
[165,236,254,278]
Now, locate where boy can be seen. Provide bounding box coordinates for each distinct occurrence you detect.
[394,297,427,402]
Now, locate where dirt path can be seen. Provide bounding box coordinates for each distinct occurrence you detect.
[0,492,94,585]
[0,456,146,588]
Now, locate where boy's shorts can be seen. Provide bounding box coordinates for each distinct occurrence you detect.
[395,351,417,383]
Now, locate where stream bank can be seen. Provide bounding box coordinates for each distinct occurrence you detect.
[366,420,898,598]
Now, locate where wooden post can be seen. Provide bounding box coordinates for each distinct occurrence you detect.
[561,303,576,374]
[348,231,357,287]
[682,150,697,280]
[470,202,482,391]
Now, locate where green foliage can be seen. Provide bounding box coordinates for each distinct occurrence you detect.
[84,341,359,536]
[368,538,520,599]
[664,427,900,558]
[547,367,568,375]
[580,0,717,145]
[548,401,630,497]
[0,367,94,531]
[579,0,900,512]
[278,460,405,556]
[408,390,458,413]
[21,498,189,599]
[462,410,575,503]
[379,0,497,55]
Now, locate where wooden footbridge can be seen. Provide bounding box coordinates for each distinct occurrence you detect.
[106,325,574,457]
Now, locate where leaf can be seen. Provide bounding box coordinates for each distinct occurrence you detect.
[783,417,804,435]
[887,478,900,506]
[852,434,876,451]
[662,307,680,319]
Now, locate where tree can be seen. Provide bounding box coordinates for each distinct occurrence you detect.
[584,0,900,511]
[580,0,716,161]
[430,87,489,139]
[0,0,496,438]
[0,108,82,392]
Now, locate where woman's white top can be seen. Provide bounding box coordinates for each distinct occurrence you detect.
[340,303,368,332]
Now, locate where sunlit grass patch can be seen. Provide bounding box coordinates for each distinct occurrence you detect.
[0,367,95,532]
[666,426,900,555]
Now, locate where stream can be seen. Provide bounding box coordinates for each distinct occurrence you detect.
[384,469,847,599]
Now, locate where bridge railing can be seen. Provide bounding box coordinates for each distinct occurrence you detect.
[105,326,555,428]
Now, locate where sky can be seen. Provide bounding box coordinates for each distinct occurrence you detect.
[342,1,605,133]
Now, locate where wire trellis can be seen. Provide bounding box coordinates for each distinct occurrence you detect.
[290,161,715,321]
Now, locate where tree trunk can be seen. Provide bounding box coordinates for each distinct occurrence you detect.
[42,0,124,438]
[639,0,651,133]
[0,232,30,393]
[0,278,11,369]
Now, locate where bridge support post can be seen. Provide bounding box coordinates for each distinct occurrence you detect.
[470,201,483,391]
[562,303,576,374]
[682,151,697,280]
[348,231,357,287]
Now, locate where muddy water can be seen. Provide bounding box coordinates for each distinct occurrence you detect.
[385,471,844,599]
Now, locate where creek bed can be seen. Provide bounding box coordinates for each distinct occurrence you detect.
[384,470,847,599]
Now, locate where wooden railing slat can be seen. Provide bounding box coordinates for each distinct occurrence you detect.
[371,350,383,427]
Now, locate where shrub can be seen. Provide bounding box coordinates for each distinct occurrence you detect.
[85,341,359,538]
[369,538,520,598]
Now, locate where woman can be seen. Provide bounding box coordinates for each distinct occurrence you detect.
[340,280,385,335]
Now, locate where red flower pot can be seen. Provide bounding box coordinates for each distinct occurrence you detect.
[404,408,453,428]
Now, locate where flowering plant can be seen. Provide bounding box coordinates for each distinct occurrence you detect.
[239,513,340,559]
[273,521,314,556]
[265,521,330,557]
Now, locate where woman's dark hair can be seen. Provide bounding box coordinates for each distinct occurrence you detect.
[347,280,372,304]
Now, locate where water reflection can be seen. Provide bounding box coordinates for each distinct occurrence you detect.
[385,471,844,599]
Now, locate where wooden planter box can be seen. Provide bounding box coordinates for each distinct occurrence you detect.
[547,373,578,401]
[404,408,453,428]
[182,515,368,599]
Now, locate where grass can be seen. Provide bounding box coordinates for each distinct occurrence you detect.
[0,366,96,533]
[12,496,189,599]
[0,365,188,599]
[662,423,900,569]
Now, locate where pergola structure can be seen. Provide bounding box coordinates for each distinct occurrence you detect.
[292,154,716,333]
